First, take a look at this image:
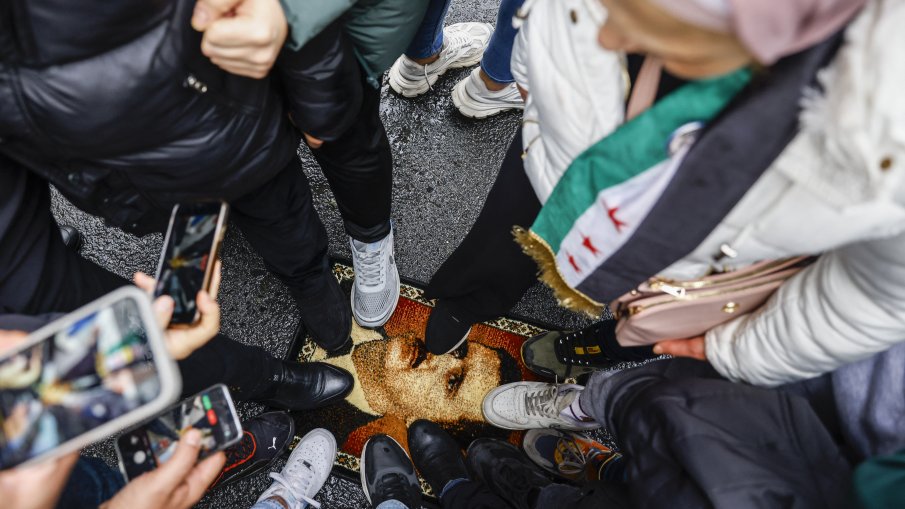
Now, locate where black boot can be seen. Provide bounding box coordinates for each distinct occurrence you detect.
[256,361,353,411]
[466,439,552,509]
[291,263,352,354]
[361,435,422,508]
[211,411,295,488]
[408,420,468,496]
[59,225,84,252]
[424,300,474,355]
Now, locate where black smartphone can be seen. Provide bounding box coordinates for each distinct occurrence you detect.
[115,384,241,481]
[153,202,229,326]
[0,287,181,470]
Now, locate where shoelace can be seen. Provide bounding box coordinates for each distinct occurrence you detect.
[355,250,385,288]
[268,467,321,509]
[524,385,560,419]
[554,439,587,477]
[420,29,479,92]
[374,473,415,504]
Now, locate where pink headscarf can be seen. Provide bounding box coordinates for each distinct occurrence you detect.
[651,0,867,64]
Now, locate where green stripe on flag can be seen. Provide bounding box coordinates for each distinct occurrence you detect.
[532,69,751,254]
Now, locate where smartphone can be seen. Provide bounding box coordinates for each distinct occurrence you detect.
[153,202,229,326]
[0,287,180,469]
[115,384,241,481]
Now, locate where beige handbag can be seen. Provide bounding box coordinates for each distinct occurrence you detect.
[612,257,813,347]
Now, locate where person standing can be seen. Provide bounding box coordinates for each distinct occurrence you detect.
[387,0,526,119]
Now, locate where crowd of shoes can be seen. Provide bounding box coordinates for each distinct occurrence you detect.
[1,0,904,508]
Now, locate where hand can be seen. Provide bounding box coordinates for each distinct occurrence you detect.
[193,0,288,79]
[101,429,226,509]
[653,335,707,361]
[133,262,222,360]
[0,452,79,509]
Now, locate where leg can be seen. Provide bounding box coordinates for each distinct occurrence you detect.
[479,0,526,85]
[230,157,352,351]
[584,360,853,507]
[404,0,454,60]
[57,457,126,509]
[423,132,539,353]
[439,480,510,509]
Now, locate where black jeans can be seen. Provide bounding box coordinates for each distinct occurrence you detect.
[278,20,393,243]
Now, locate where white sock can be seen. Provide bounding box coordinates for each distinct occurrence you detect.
[560,390,594,422]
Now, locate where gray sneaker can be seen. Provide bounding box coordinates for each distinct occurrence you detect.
[350,228,400,328]
[482,382,600,431]
[255,428,336,509]
[388,22,493,97]
[452,68,524,119]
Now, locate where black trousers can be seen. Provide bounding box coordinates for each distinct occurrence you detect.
[424,132,539,321]
[0,161,291,399]
[279,20,393,244]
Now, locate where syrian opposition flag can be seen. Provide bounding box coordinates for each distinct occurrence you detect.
[515,69,751,317]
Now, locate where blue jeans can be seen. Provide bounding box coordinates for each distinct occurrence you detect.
[404,0,525,83]
[56,457,126,509]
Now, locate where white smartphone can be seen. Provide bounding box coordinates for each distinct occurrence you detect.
[0,286,181,469]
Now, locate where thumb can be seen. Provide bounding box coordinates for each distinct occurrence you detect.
[154,429,205,487]
[192,0,240,31]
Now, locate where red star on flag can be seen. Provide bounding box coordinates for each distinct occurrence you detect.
[602,199,628,233]
[581,235,600,255]
[567,252,581,273]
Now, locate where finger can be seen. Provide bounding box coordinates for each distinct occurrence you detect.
[653,337,707,360]
[134,272,156,294]
[204,17,276,49]
[191,290,221,341]
[153,296,175,330]
[184,452,226,504]
[208,261,222,299]
[192,0,241,31]
[209,58,269,79]
[154,429,205,488]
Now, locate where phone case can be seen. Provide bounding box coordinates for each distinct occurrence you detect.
[5,286,181,468]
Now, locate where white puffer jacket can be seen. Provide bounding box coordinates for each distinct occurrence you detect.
[659,0,905,387]
[511,0,626,203]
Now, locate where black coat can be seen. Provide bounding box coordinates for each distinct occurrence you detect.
[0,0,318,235]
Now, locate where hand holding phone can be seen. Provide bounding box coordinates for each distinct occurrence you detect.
[153,202,228,327]
[134,262,221,361]
[102,429,224,509]
[116,384,241,482]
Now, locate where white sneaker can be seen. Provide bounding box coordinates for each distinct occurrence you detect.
[255,428,336,509]
[350,228,400,328]
[482,382,601,431]
[452,68,525,119]
[388,22,493,97]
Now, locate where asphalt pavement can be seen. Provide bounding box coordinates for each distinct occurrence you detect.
[54,1,592,506]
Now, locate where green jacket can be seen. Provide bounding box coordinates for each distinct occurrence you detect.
[279,0,429,86]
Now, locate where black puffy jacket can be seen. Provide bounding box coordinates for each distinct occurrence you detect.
[0,0,305,235]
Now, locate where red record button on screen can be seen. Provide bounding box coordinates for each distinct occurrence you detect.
[206,408,218,425]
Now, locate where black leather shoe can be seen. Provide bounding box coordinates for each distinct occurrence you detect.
[425,300,473,355]
[211,411,295,488]
[293,266,352,353]
[59,225,84,252]
[361,434,422,508]
[466,439,552,509]
[257,361,353,411]
[408,420,468,495]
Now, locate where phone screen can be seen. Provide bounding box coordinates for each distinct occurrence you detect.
[0,297,163,469]
[117,385,239,480]
[154,203,224,324]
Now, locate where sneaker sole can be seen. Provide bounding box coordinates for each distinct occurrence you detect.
[451,82,525,120]
[351,263,401,329]
[440,325,473,355]
[360,435,409,506]
[389,52,486,98]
